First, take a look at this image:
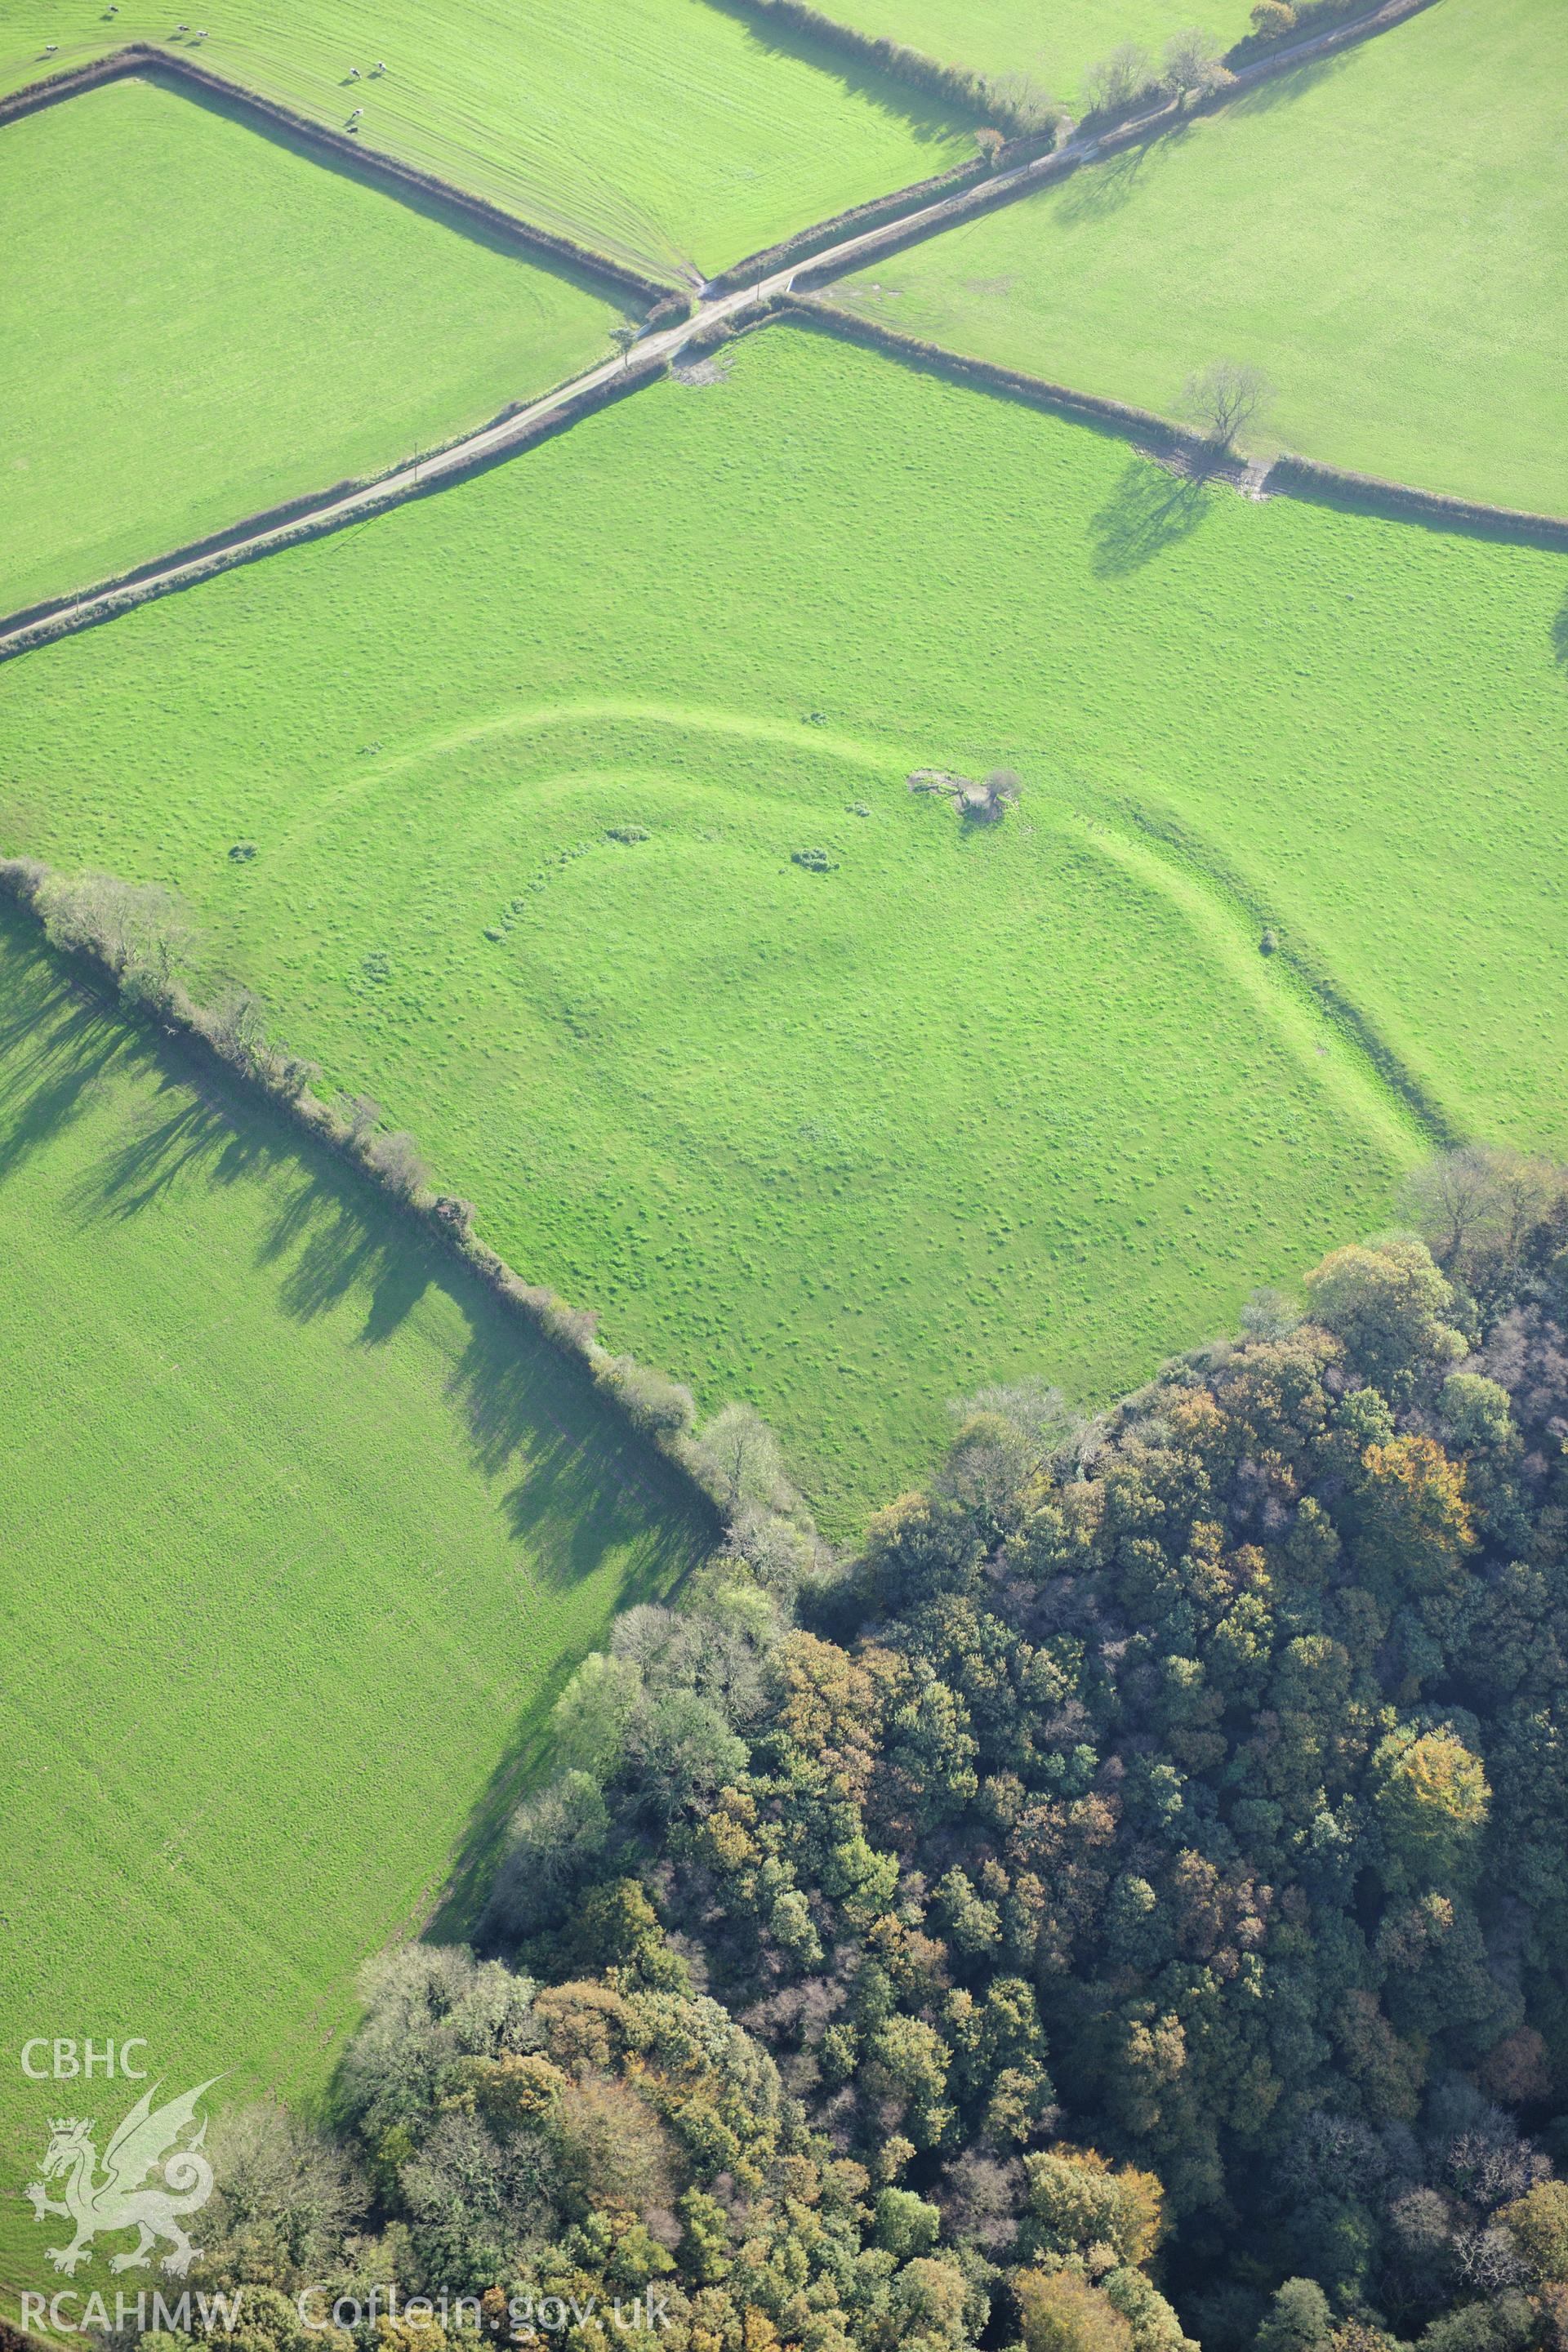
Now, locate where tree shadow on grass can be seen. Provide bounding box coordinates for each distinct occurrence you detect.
[421,1467,706,1947]
[0,902,717,1953]
[262,1176,434,1343]
[1050,130,1173,226]
[412,1320,710,1944]
[1223,49,1352,118]
[1089,456,1214,574]
[0,926,135,1182]
[421,1310,715,1940]
[69,1080,281,1218]
[56,1046,435,1346]
[445,1313,715,1570]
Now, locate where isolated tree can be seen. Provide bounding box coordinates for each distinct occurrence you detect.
[1081,43,1155,118]
[1180,359,1274,448]
[608,322,639,372]
[1161,27,1229,102]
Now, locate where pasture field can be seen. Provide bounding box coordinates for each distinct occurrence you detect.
[820,0,1241,105]
[0,323,1563,1529]
[0,909,705,2305]
[838,0,1568,514]
[0,0,971,282]
[0,75,628,617]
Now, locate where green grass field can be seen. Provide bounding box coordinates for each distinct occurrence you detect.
[0,75,630,616]
[1,323,1563,1530]
[822,0,1243,106]
[0,0,972,282]
[837,0,1568,514]
[0,907,706,2306]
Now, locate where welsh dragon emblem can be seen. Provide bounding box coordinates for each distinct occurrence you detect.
[24,2079,219,2277]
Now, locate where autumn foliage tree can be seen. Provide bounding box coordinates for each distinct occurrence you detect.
[183,1161,1568,2352]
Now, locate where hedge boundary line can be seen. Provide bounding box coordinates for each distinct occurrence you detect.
[0,352,645,644]
[709,0,1430,168]
[11,287,1561,668]
[0,856,829,1552]
[1226,0,1390,67]
[763,0,1439,297]
[0,0,1539,664]
[0,356,670,663]
[2,469,375,640]
[793,302,1568,547]
[787,296,1229,466]
[702,149,994,296]
[0,44,667,303]
[1267,454,1568,550]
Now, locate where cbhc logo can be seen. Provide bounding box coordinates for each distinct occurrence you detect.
[20,2041,149,2079]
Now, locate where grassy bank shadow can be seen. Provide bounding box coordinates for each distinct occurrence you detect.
[698,0,969,151]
